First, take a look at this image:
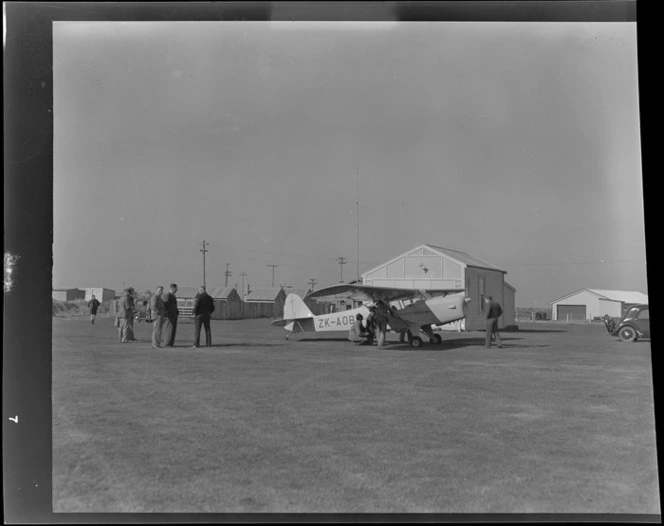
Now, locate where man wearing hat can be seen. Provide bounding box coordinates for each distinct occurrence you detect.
[348,313,371,346]
[485,295,503,348]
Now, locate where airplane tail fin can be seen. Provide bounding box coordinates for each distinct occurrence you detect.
[283,293,314,320]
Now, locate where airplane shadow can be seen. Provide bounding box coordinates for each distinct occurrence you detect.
[296,337,351,342]
[507,329,567,333]
[379,337,551,352]
[169,343,287,349]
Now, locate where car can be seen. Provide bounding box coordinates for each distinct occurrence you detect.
[133,300,154,323]
[603,304,650,343]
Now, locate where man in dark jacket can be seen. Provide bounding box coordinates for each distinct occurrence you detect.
[88,294,100,324]
[161,283,179,347]
[485,295,503,349]
[192,285,215,348]
[150,286,165,348]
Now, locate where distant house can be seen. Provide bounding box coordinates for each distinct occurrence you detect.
[244,287,287,318]
[207,286,243,320]
[52,288,85,301]
[171,286,243,319]
[82,287,115,302]
[550,289,649,321]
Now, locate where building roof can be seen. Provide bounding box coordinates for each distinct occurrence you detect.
[207,286,239,300]
[504,281,516,292]
[424,245,506,273]
[551,288,648,305]
[175,286,237,299]
[587,289,649,304]
[245,287,284,302]
[174,286,199,299]
[282,288,311,299]
[361,244,506,278]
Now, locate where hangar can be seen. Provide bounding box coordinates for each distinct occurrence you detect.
[361,244,516,330]
[550,289,649,321]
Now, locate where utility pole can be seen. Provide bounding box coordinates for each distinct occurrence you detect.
[199,240,210,288]
[239,272,247,297]
[337,256,347,283]
[308,278,317,291]
[267,264,279,287]
[224,263,232,287]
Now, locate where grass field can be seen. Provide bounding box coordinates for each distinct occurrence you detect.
[52,317,660,514]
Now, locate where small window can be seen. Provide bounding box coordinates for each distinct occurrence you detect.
[637,308,649,320]
[625,307,640,319]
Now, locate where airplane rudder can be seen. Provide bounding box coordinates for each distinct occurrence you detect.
[284,293,314,319]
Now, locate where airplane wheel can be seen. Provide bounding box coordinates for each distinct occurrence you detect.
[410,336,424,348]
[431,334,442,345]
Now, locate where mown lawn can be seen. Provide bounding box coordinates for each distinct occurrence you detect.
[52,318,659,514]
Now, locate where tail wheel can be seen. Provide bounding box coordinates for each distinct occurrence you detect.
[431,334,443,345]
[619,326,638,343]
[410,336,424,348]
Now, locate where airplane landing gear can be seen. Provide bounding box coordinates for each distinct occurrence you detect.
[410,336,424,348]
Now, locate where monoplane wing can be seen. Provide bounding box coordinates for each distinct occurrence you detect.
[305,284,463,304]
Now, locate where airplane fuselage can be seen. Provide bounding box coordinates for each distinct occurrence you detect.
[285,293,467,335]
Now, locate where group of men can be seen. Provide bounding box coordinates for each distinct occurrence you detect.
[348,295,504,349]
[113,285,216,348]
[347,301,391,348]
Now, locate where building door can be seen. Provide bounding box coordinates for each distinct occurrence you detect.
[557,305,586,321]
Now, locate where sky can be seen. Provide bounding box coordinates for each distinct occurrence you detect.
[53,21,646,307]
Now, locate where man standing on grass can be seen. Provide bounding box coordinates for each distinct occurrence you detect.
[192,285,215,348]
[485,295,503,349]
[88,294,100,325]
[374,301,390,349]
[162,283,179,347]
[150,286,165,349]
[118,288,136,343]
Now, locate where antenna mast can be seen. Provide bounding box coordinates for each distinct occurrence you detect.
[356,166,360,283]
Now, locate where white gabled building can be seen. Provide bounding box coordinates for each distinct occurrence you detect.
[550,289,649,321]
[361,244,516,330]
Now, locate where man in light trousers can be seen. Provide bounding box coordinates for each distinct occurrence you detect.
[150,286,165,348]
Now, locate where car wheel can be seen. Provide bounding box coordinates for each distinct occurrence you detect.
[619,326,638,343]
[431,334,443,345]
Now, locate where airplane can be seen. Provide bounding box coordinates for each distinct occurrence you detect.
[271,284,470,348]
